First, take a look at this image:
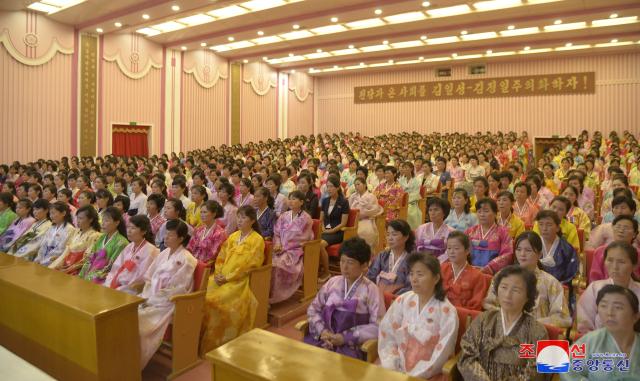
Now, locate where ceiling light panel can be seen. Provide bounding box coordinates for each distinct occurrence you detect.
[382,11,427,24]
[390,40,424,49]
[136,27,161,36]
[29,0,85,14]
[251,36,283,44]
[519,48,552,54]
[359,44,391,52]
[543,21,586,32]
[241,0,286,11]
[225,41,255,49]
[426,4,471,18]
[555,44,591,51]
[279,30,315,40]
[426,36,459,45]
[304,52,332,59]
[460,31,498,40]
[595,40,634,47]
[27,2,60,13]
[591,16,638,27]
[344,18,386,29]
[178,14,215,26]
[152,21,186,33]
[499,27,539,36]
[310,25,348,34]
[207,5,249,19]
[472,0,522,11]
[331,48,360,56]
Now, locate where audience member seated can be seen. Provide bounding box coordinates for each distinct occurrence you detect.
[234,178,254,209]
[378,252,458,379]
[525,175,549,210]
[78,206,128,284]
[465,198,513,274]
[265,175,287,217]
[319,175,350,282]
[0,199,34,252]
[415,197,453,262]
[348,177,382,251]
[186,200,227,263]
[253,187,276,239]
[185,185,207,228]
[590,215,640,282]
[105,215,159,294]
[374,166,404,222]
[469,177,490,213]
[297,173,319,219]
[50,206,102,273]
[215,182,238,236]
[535,210,579,284]
[577,241,640,334]
[441,231,491,311]
[8,199,51,259]
[444,188,478,232]
[533,196,580,252]
[0,192,17,236]
[366,220,414,295]
[138,220,196,368]
[33,202,76,266]
[398,161,421,229]
[562,184,592,240]
[567,174,595,222]
[588,196,638,249]
[155,198,188,250]
[512,182,539,227]
[200,206,265,353]
[561,285,640,380]
[457,265,549,380]
[269,191,314,304]
[484,232,572,328]
[496,190,525,239]
[304,237,383,360]
[129,177,148,217]
[146,193,166,237]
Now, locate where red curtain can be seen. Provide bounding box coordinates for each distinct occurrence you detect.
[112,125,149,157]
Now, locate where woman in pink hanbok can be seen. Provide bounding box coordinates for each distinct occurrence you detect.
[348,177,382,251]
[270,191,314,304]
[374,166,404,222]
[187,200,227,264]
[105,215,160,295]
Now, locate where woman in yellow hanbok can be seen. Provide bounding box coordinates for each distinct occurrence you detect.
[199,205,265,354]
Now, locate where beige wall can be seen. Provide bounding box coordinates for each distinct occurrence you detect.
[315,52,640,137]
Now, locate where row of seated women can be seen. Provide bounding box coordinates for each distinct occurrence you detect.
[302,231,640,379]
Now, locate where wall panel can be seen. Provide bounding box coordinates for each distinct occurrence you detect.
[316,53,640,137]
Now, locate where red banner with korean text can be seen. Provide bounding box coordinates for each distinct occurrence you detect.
[354,72,595,104]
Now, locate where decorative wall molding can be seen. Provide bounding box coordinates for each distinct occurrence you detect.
[182,49,228,88]
[0,11,74,66]
[102,33,162,80]
[288,71,314,102]
[242,61,277,96]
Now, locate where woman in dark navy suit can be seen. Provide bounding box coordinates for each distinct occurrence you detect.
[319,175,350,282]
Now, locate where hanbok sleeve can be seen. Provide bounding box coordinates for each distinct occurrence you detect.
[146,254,197,305]
[341,282,383,346]
[482,278,499,311]
[588,248,605,283]
[307,280,330,336]
[366,253,384,283]
[576,284,598,334]
[273,214,284,247]
[411,302,459,379]
[457,313,493,381]
[484,229,513,275]
[378,296,403,371]
[537,275,572,328]
[466,271,491,311]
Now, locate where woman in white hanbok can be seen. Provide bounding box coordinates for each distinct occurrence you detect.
[137,220,197,368]
[348,177,382,251]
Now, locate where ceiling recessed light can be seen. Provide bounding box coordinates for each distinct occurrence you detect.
[171,5,180,11]
[181,46,187,50]
[388,59,394,64]
[228,36,235,41]
[292,24,300,29]
[507,25,515,30]
[348,44,355,49]
[382,40,389,44]
[243,59,248,63]
[374,9,382,15]
[565,42,572,47]
[333,65,339,69]
[330,17,338,22]
[291,69,296,73]
[554,19,562,25]
[419,56,424,60]
[360,62,365,66]
[611,38,618,43]
[452,53,458,57]
[96,28,103,33]
[524,46,530,50]
[200,42,207,47]
[461,30,468,35]
[610,13,618,18]
[420,35,427,40]
[288,53,294,57]
[316,49,322,53]
[142,14,150,20]
[257,30,264,35]
[114,22,122,28]
[422,1,431,7]
[263,56,268,60]
[486,49,492,54]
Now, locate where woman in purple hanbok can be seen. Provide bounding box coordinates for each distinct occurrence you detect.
[0,199,35,252]
[304,237,384,360]
[269,191,314,304]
